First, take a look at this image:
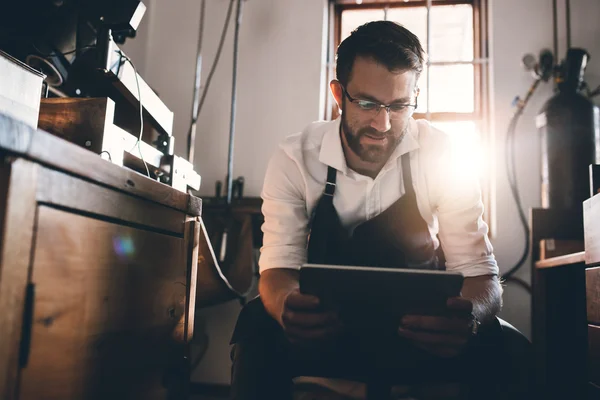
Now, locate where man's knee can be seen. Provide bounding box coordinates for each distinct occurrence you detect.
[495,318,534,399]
[497,318,532,364]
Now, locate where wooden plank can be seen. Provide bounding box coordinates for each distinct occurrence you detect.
[185,218,200,344]
[36,166,186,236]
[39,98,164,171]
[589,324,600,387]
[0,159,38,400]
[535,251,586,269]
[19,206,188,400]
[38,98,113,152]
[539,239,584,260]
[585,194,600,266]
[0,113,201,216]
[587,267,600,325]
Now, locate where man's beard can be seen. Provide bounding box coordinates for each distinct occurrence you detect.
[341,113,405,164]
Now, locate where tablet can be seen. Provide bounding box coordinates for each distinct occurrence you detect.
[299,263,465,329]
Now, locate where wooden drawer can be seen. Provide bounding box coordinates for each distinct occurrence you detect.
[589,324,600,387]
[18,206,190,400]
[587,267,600,325]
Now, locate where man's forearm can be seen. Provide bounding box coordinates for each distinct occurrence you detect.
[258,268,300,324]
[460,275,503,324]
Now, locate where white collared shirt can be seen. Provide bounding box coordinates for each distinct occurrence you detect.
[259,117,498,277]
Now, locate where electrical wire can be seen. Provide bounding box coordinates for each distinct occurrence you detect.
[187,0,206,164]
[501,79,542,292]
[193,0,236,123]
[32,43,96,58]
[116,49,150,178]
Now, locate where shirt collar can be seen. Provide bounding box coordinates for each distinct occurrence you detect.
[318,117,348,174]
[318,117,420,174]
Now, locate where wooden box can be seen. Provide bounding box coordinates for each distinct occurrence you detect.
[0,114,200,399]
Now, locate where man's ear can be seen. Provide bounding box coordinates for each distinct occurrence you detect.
[330,80,344,111]
[414,86,420,100]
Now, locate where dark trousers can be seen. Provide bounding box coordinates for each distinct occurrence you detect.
[229,298,533,400]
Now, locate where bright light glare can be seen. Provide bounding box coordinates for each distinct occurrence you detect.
[431,121,487,183]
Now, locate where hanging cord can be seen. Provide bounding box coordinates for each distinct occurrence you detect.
[501,79,542,292]
[211,0,252,306]
[187,0,236,157]
[186,0,206,165]
[116,50,150,178]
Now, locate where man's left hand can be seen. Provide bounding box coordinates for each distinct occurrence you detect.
[398,297,476,358]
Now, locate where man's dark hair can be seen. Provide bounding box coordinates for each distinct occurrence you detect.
[336,21,425,87]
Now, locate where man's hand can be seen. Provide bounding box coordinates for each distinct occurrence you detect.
[280,289,343,344]
[398,297,475,358]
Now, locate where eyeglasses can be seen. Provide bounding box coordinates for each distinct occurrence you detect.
[341,85,418,120]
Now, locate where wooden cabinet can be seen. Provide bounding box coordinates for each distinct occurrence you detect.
[585,194,600,395]
[0,114,200,399]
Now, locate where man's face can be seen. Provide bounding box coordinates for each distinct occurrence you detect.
[337,56,419,164]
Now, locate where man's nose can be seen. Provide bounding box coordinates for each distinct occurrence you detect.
[370,107,392,132]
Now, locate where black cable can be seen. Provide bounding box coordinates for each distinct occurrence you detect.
[501,276,531,293]
[100,150,113,162]
[187,0,207,164]
[501,80,541,293]
[193,0,236,125]
[203,0,252,306]
[32,43,95,58]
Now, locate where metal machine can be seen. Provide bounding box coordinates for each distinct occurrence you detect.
[0,0,201,193]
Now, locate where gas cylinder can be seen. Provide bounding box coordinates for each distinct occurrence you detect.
[537,48,600,209]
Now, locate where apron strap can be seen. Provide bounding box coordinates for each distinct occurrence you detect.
[324,166,337,197]
[400,152,414,196]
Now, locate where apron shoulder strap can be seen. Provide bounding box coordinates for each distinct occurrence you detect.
[323,166,337,197]
[400,152,414,195]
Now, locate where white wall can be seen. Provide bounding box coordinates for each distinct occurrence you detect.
[140,0,328,196]
[490,0,600,339]
[129,0,329,385]
[120,0,154,78]
[128,0,600,385]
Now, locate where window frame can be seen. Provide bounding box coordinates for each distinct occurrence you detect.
[326,0,494,234]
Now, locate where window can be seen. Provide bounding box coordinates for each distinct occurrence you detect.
[326,0,493,230]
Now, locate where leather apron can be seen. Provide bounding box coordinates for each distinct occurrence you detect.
[230,151,445,345]
[306,152,443,270]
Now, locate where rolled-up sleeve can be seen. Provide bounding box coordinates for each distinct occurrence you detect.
[258,147,309,274]
[434,141,499,278]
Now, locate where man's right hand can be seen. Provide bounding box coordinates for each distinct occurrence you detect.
[280,289,343,343]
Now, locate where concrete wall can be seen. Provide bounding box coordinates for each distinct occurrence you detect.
[126,0,600,385]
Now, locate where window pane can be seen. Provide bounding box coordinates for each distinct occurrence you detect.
[416,66,428,113]
[339,6,476,114]
[387,7,427,51]
[430,5,474,61]
[387,5,474,62]
[340,9,385,41]
[429,64,474,113]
